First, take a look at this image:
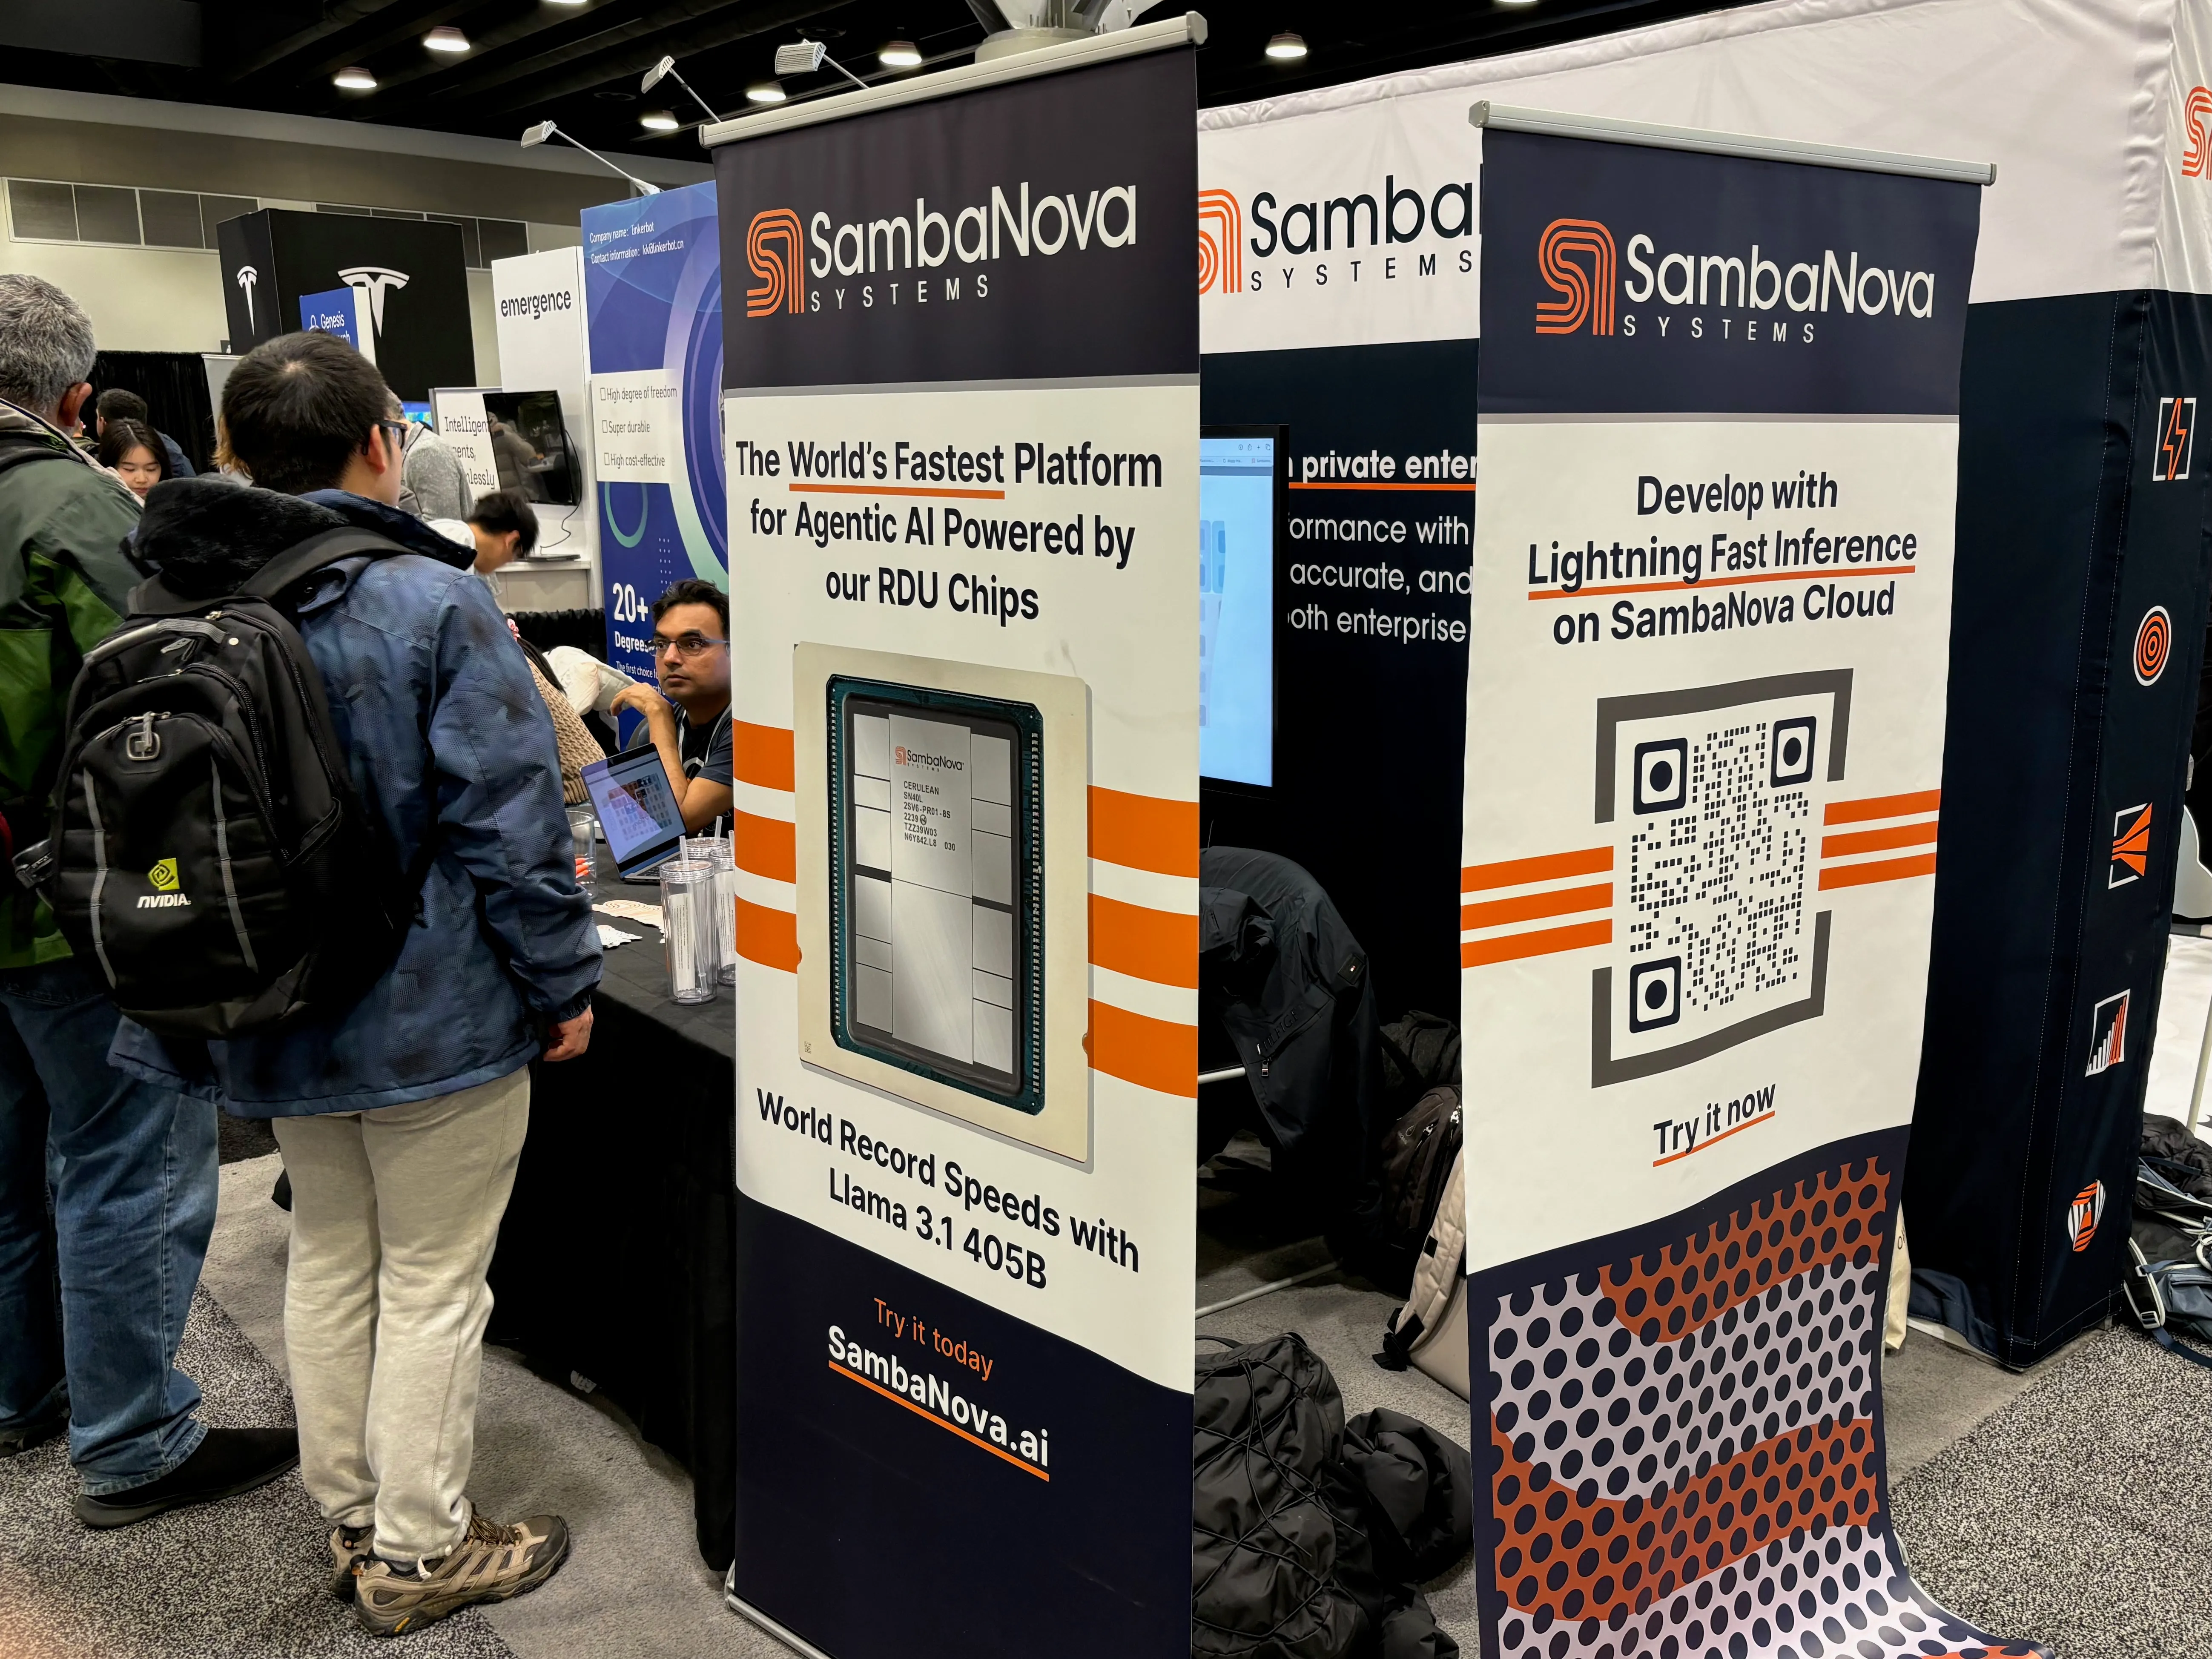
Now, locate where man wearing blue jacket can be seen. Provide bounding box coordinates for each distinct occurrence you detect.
[112,331,600,1634]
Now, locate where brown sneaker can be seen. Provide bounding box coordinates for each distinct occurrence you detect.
[328,1524,373,1602]
[353,1510,570,1637]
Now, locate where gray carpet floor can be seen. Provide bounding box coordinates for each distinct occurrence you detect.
[1891,1325,2212,1659]
[6,1136,2203,1656]
[0,1286,512,1659]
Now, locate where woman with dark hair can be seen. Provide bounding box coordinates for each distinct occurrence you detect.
[95,417,165,500]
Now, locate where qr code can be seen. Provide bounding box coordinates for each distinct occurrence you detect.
[1621,714,1815,1034]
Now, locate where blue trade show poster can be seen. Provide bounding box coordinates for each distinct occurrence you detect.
[298,285,362,350]
[582,180,726,686]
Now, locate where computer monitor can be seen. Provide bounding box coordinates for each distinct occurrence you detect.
[480,389,578,506]
[1199,427,1280,789]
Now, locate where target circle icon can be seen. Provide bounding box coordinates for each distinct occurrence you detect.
[2135,605,2172,686]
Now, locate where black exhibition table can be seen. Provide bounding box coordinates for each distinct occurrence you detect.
[485,870,737,1569]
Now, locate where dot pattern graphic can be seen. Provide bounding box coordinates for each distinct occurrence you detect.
[1480,1157,2046,1659]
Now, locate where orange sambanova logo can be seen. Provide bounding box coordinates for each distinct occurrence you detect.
[746,208,805,318]
[1197,189,1242,297]
[2186,86,2212,177]
[1535,218,1617,336]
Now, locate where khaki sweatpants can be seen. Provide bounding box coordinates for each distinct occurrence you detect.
[270,1066,530,1564]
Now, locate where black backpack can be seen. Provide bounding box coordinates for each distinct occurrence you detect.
[1365,1084,1464,1294]
[15,528,417,1037]
[2122,1125,2212,1369]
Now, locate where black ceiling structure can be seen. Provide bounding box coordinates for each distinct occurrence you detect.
[0,0,1763,160]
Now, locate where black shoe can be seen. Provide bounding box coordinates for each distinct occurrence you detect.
[0,1392,69,1459]
[74,1425,299,1530]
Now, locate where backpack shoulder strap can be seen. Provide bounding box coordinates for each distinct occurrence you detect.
[243,527,410,598]
[0,439,76,482]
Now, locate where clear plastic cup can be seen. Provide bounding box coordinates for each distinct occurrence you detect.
[684,836,739,985]
[568,809,597,887]
[657,860,718,1005]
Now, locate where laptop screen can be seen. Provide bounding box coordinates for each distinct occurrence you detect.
[582,747,685,877]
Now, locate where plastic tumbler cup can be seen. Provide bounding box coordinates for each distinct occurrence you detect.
[569,809,597,886]
[686,836,740,986]
[658,861,718,1005]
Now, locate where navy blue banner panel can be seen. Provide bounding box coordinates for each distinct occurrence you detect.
[1908,289,2212,1366]
[1463,121,2040,1659]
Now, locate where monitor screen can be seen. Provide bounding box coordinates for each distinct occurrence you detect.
[1199,432,1277,789]
[481,389,578,506]
[582,746,685,876]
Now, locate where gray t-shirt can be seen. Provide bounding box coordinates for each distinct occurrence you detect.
[402,425,473,521]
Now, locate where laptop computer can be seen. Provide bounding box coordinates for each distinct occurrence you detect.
[581,747,686,880]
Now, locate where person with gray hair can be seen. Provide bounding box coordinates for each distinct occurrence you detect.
[0,272,298,1526]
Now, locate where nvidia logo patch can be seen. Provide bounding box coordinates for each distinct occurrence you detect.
[138,857,190,909]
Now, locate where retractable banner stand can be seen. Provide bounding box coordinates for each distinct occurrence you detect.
[707,21,1201,1659]
[1460,110,2040,1659]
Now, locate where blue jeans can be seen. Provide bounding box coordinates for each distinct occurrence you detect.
[0,956,215,1493]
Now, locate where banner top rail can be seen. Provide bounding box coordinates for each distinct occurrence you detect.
[701,13,1205,148]
[1469,101,1996,187]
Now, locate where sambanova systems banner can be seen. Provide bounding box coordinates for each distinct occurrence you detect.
[1461,115,2039,1659]
[710,29,1199,1659]
[582,180,726,683]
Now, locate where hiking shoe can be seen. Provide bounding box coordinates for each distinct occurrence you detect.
[353,1510,571,1637]
[74,1425,298,1529]
[0,1390,68,1460]
[329,1524,374,1602]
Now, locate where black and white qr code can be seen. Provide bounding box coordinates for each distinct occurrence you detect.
[1623,715,1814,1026]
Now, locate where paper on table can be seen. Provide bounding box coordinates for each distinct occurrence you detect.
[596,924,646,948]
[595,901,663,929]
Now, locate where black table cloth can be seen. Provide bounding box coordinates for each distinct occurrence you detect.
[486,870,737,1568]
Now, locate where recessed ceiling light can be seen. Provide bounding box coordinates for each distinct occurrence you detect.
[746,80,787,104]
[1265,32,1308,60]
[545,0,588,6]
[424,26,470,52]
[640,108,680,131]
[878,39,921,68]
[1497,0,1539,6]
[332,65,377,91]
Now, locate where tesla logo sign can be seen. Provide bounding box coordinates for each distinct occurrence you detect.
[1536,218,1617,336]
[336,265,410,365]
[235,265,258,332]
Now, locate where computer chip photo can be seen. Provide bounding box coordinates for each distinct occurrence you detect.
[828,680,1044,1112]
[793,645,1092,1162]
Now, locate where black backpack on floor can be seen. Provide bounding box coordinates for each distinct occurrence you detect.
[15,529,417,1037]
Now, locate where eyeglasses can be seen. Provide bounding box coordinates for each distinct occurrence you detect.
[653,631,729,659]
[378,420,409,456]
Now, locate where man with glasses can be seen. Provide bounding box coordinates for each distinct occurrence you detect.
[614,578,734,834]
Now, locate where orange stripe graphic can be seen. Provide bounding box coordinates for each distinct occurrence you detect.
[1089,894,1197,989]
[829,1361,1048,1481]
[733,810,796,883]
[1652,1109,1774,1166]
[1087,999,1197,1096]
[1824,788,1940,825]
[1462,882,1612,931]
[1820,820,1938,859]
[1528,565,1915,602]
[1463,846,1612,893]
[1818,852,1937,890]
[734,722,795,792]
[735,897,799,972]
[1088,786,1199,878]
[1462,918,1611,968]
[791,482,1004,500]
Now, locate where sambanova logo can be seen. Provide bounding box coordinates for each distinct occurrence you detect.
[744,181,1138,319]
[1531,215,1942,342]
[2185,86,2212,178]
[1207,174,1476,295]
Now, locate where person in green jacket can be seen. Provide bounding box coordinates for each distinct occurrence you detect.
[0,273,297,1524]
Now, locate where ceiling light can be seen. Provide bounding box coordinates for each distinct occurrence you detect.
[746,80,787,104]
[1265,32,1308,59]
[332,65,377,91]
[640,108,680,132]
[774,40,828,76]
[424,26,470,52]
[878,39,921,68]
[546,0,588,6]
[1496,0,1539,6]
